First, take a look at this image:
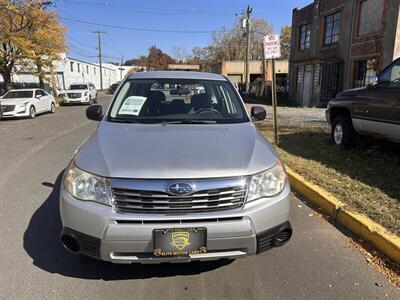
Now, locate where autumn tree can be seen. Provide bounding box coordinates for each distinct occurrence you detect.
[125,55,148,67]
[209,17,273,62]
[0,0,33,91]
[146,46,175,70]
[186,46,213,71]
[280,25,292,60]
[172,45,190,63]
[29,6,67,89]
[0,0,67,91]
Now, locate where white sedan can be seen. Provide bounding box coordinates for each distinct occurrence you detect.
[0,89,56,119]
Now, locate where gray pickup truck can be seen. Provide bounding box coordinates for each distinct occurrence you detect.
[326,58,400,149]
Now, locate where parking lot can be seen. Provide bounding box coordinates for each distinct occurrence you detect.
[0,96,397,299]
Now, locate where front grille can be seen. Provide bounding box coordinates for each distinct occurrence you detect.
[113,186,247,214]
[2,105,15,112]
[67,93,82,98]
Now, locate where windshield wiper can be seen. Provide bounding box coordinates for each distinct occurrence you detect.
[161,119,217,124]
[109,118,139,123]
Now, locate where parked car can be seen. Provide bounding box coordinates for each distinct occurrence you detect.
[326,58,400,149]
[107,81,120,94]
[0,89,56,119]
[60,71,292,263]
[62,82,97,105]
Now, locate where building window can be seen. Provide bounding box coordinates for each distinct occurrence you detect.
[77,63,80,73]
[354,59,377,88]
[324,11,341,45]
[70,62,74,72]
[359,0,383,36]
[299,23,311,50]
[94,67,96,74]
[86,65,89,73]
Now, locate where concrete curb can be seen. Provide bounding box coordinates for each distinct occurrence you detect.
[286,166,400,264]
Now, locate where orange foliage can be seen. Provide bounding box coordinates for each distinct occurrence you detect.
[0,0,67,90]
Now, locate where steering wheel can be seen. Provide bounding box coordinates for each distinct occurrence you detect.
[195,108,223,117]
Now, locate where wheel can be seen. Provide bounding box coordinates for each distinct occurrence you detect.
[29,105,36,119]
[50,102,56,113]
[331,115,355,149]
[89,96,93,105]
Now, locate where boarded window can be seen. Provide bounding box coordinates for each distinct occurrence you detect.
[359,0,383,36]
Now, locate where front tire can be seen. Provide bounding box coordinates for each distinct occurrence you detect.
[50,102,56,113]
[29,105,36,119]
[331,115,355,149]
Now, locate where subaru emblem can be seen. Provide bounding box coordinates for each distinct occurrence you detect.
[167,183,193,195]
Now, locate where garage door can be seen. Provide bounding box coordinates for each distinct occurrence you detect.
[227,74,242,84]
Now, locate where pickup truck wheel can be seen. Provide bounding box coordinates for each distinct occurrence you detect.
[331,116,355,149]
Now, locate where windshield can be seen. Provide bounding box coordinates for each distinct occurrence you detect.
[69,84,87,90]
[2,91,33,99]
[108,79,248,124]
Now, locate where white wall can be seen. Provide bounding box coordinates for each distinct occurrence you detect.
[0,56,130,91]
[56,58,118,90]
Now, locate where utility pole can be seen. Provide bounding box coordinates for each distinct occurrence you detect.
[92,30,106,90]
[244,5,253,93]
[120,56,124,80]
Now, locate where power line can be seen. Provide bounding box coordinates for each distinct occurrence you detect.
[59,16,230,34]
[66,33,95,49]
[59,0,239,15]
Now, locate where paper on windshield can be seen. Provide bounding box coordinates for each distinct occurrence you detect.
[119,96,147,116]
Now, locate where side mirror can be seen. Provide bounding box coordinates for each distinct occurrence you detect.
[86,105,103,121]
[251,106,266,121]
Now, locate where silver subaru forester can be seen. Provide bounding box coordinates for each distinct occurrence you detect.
[60,71,292,264]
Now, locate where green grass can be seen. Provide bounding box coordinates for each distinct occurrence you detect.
[257,121,400,236]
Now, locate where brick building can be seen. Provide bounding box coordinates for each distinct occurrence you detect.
[289,0,400,106]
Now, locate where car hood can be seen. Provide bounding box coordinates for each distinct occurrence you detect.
[0,98,31,105]
[335,86,366,99]
[74,121,278,179]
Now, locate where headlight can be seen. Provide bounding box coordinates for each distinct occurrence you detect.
[84,91,88,96]
[17,102,29,108]
[247,161,287,202]
[63,162,112,206]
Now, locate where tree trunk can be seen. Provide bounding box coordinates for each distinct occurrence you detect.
[36,62,45,89]
[0,68,13,92]
[49,66,58,98]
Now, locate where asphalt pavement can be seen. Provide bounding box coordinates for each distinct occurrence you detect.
[0,96,398,299]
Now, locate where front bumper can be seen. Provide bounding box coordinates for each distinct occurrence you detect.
[60,184,292,264]
[1,107,29,118]
[63,96,89,104]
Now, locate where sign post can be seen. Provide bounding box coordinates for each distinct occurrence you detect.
[263,34,281,145]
